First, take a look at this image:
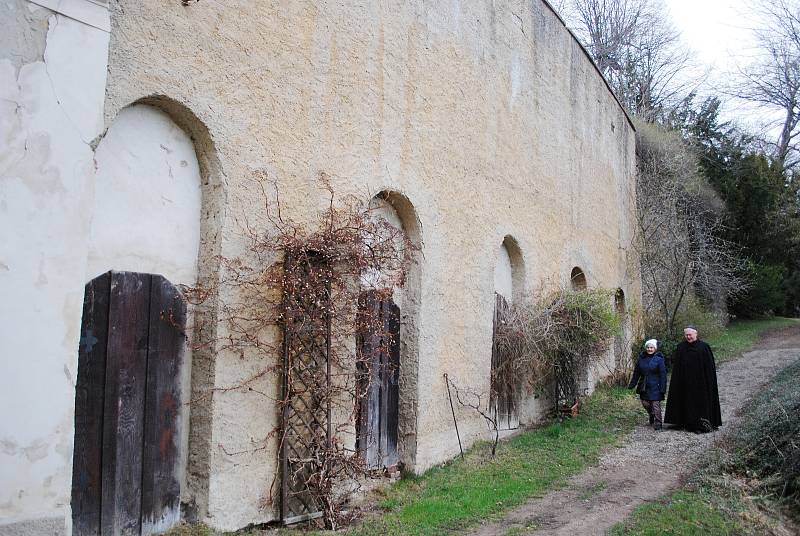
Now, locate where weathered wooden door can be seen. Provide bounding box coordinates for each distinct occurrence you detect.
[357,290,400,470]
[491,293,519,430]
[71,271,186,536]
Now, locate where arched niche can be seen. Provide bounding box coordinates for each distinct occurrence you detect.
[363,190,423,470]
[494,236,525,305]
[89,104,202,284]
[565,267,589,395]
[570,266,588,291]
[363,196,410,309]
[90,97,224,524]
[615,289,626,316]
[491,235,525,430]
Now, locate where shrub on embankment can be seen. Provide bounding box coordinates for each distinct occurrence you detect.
[721,358,800,515]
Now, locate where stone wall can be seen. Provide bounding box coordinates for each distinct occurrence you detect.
[1,0,640,532]
[101,1,639,529]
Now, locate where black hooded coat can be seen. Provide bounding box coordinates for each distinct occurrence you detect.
[664,340,722,430]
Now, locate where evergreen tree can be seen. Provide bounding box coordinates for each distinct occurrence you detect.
[679,97,800,316]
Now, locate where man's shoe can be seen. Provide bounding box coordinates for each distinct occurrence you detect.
[699,418,713,433]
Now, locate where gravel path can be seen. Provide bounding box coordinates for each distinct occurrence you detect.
[463,326,800,536]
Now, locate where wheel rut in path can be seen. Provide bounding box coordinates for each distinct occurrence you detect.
[463,326,800,536]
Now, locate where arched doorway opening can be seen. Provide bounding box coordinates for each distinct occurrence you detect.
[614,289,629,368]
[490,236,525,430]
[570,266,587,291]
[72,101,209,535]
[355,192,422,471]
[556,266,590,408]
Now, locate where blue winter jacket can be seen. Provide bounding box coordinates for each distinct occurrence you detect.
[628,351,668,401]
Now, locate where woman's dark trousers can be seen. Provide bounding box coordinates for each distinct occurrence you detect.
[640,399,662,429]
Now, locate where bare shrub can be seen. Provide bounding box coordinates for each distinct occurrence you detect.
[634,121,747,343]
[493,288,620,410]
[444,288,619,457]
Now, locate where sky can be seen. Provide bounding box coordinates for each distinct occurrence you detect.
[663,0,773,130]
[665,0,756,74]
[554,0,783,135]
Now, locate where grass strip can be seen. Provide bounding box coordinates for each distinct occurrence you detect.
[340,386,641,536]
[608,488,746,536]
[704,317,799,364]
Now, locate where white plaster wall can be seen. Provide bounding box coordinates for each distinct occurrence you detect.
[0,1,109,532]
[494,244,514,304]
[89,104,202,286]
[362,197,406,309]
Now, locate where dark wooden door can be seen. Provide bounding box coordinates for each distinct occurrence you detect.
[71,271,186,536]
[491,293,519,430]
[357,290,400,470]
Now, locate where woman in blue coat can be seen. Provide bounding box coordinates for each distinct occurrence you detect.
[628,339,668,430]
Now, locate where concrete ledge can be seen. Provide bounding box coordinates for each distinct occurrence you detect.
[29,0,110,32]
[0,516,66,536]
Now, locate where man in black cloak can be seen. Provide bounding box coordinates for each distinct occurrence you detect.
[664,326,722,433]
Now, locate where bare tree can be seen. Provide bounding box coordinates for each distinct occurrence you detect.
[634,122,747,338]
[547,0,571,17]
[560,0,696,120]
[734,0,800,171]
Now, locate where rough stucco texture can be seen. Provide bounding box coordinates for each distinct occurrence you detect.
[0,0,110,529]
[99,0,640,531]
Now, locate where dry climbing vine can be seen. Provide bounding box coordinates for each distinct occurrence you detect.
[185,177,416,528]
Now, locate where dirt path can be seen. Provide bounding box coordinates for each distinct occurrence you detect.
[464,326,800,536]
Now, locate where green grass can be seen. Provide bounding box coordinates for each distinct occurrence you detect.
[162,523,215,536]
[337,386,641,535]
[608,489,744,536]
[704,317,799,363]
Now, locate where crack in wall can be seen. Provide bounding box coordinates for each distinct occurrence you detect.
[1,76,29,177]
[42,14,93,146]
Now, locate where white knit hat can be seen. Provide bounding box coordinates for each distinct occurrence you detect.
[644,339,658,349]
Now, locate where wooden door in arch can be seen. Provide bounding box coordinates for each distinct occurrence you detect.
[71,271,186,536]
[357,289,401,470]
[491,293,520,430]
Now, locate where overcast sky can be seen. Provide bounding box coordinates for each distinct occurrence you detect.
[665,0,756,73]
[663,0,773,130]
[554,0,780,133]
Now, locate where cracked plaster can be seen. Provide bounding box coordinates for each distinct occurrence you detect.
[0,0,109,526]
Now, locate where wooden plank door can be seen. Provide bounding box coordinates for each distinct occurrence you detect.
[72,273,111,536]
[140,276,185,534]
[71,271,186,536]
[491,293,519,430]
[357,290,400,469]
